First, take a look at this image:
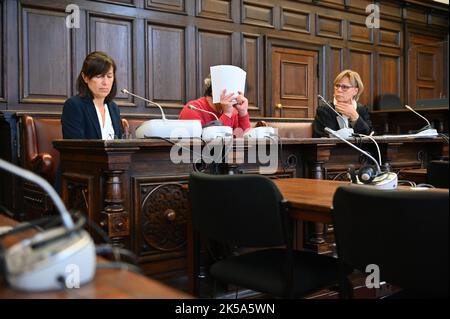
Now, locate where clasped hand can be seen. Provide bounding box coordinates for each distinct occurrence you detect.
[219,89,248,117]
[334,101,359,122]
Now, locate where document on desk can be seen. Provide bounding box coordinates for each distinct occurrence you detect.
[210,65,246,104]
[378,134,438,139]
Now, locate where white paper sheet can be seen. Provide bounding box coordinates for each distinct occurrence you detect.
[210,65,246,104]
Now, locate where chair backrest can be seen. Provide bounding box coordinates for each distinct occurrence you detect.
[189,172,287,247]
[332,186,449,297]
[22,115,62,184]
[427,160,449,188]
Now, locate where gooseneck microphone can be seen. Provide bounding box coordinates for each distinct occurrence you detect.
[0,158,74,229]
[188,105,220,121]
[0,158,96,291]
[318,95,354,138]
[404,104,438,136]
[121,88,167,120]
[324,127,398,189]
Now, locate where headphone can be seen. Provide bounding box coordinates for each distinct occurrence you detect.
[348,164,380,184]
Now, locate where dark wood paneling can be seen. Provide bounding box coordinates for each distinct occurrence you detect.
[348,48,373,107]
[196,0,232,22]
[316,15,343,39]
[94,0,135,5]
[146,0,186,14]
[430,12,449,28]
[347,0,373,12]
[147,24,185,108]
[242,1,274,28]
[348,21,373,44]
[242,34,263,115]
[0,0,4,101]
[328,47,344,98]
[20,6,72,104]
[280,8,310,34]
[405,7,427,24]
[379,2,402,20]
[377,53,401,98]
[378,27,401,48]
[197,30,232,97]
[89,14,135,106]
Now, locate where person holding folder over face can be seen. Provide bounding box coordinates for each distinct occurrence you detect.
[61,51,122,140]
[178,67,251,135]
[313,69,372,137]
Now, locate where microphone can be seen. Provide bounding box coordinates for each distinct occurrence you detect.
[122,88,166,120]
[0,158,96,291]
[188,105,219,121]
[121,89,202,139]
[324,127,398,190]
[318,95,354,138]
[186,105,232,139]
[404,104,438,137]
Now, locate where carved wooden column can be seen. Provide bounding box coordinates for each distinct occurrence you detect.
[306,144,334,253]
[100,170,129,247]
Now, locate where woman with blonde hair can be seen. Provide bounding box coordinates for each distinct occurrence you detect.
[313,69,372,137]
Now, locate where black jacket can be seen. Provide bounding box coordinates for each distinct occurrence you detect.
[61,95,122,139]
[313,101,372,137]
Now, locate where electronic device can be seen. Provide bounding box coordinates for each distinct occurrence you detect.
[243,126,276,138]
[187,105,233,139]
[325,128,398,190]
[404,104,438,137]
[0,158,96,292]
[121,89,202,139]
[318,95,354,139]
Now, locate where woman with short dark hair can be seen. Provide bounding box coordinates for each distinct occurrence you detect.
[61,51,122,139]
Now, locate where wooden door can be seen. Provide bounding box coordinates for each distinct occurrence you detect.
[271,47,318,118]
[408,33,446,107]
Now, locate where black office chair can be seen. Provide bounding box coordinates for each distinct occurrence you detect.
[427,160,449,188]
[189,172,342,298]
[333,186,449,298]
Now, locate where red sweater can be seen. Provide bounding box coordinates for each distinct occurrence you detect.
[179,97,251,133]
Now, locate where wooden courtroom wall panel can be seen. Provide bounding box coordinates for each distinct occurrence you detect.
[348,48,373,106]
[89,14,136,107]
[196,0,233,22]
[0,0,447,116]
[20,6,73,104]
[242,33,263,115]
[197,29,233,97]
[147,24,186,108]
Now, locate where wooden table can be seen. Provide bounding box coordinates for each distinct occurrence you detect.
[398,168,427,184]
[0,214,192,299]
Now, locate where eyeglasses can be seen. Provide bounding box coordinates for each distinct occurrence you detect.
[334,84,354,91]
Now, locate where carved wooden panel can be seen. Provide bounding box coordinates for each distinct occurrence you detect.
[377,53,401,98]
[139,182,188,253]
[20,7,72,103]
[196,0,232,22]
[147,24,185,108]
[281,8,310,34]
[272,47,317,118]
[378,27,401,48]
[242,34,263,114]
[328,47,344,98]
[348,21,373,44]
[242,1,274,28]
[379,2,402,19]
[0,1,3,101]
[347,0,372,12]
[348,48,373,106]
[430,12,449,28]
[89,15,134,106]
[146,0,186,14]
[316,15,343,39]
[408,33,445,106]
[405,7,427,24]
[197,30,232,97]
[319,0,344,8]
